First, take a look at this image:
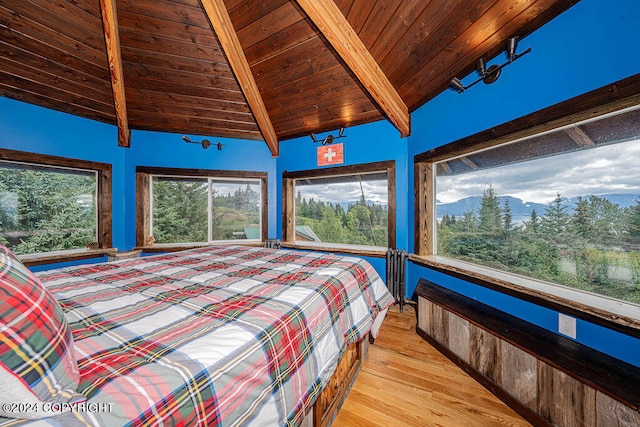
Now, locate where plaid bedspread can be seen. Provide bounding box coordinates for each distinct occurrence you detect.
[0,246,393,426]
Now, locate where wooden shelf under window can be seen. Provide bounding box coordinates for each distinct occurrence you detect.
[20,248,117,267]
[135,242,264,253]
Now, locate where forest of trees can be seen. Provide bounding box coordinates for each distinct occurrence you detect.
[438,186,640,303]
[152,179,260,243]
[0,166,97,255]
[4,165,639,305]
[295,191,388,246]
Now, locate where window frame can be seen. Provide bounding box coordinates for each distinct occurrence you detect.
[282,160,396,257]
[136,166,268,250]
[0,148,113,265]
[413,74,640,338]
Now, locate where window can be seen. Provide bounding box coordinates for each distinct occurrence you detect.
[0,149,112,256]
[414,75,640,334]
[136,167,267,247]
[283,161,396,252]
[435,107,640,304]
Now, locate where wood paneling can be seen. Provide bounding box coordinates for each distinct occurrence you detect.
[413,161,433,256]
[502,340,538,411]
[100,0,130,147]
[0,0,577,151]
[201,0,279,156]
[282,177,294,243]
[415,280,640,426]
[538,361,596,426]
[295,0,410,137]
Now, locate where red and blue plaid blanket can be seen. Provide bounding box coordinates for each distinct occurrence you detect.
[0,246,393,426]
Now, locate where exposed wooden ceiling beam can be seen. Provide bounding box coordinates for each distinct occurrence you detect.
[438,161,452,175]
[565,125,595,147]
[460,156,479,170]
[200,0,280,157]
[294,0,410,138]
[99,0,130,148]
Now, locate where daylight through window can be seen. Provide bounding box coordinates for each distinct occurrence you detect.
[0,160,98,255]
[435,106,640,304]
[284,161,395,251]
[150,175,262,244]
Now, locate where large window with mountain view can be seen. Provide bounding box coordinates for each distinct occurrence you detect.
[136,167,267,247]
[283,161,395,251]
[434,106,640,305]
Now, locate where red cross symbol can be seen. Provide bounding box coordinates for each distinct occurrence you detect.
[317,143,344,166]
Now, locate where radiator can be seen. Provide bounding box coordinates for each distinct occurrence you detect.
[386,248,407,312]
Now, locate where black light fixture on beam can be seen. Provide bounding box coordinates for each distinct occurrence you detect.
[310,127,346,145]
[182,135,224,150]
[448,37,531,93]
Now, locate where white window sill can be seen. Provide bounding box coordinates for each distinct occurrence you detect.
[281,241,388,258]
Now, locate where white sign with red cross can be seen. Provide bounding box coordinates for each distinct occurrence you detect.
[317,143,344,166]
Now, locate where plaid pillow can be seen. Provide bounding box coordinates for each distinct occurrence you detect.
[0,245,83,419]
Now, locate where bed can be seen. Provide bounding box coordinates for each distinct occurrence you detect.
[0,244,393,426]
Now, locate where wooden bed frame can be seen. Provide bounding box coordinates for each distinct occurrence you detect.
[303,337,369,427]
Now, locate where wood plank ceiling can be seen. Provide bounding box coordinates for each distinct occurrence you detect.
[0,0,578,156]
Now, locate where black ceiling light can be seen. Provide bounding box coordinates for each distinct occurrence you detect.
[448,37,531,93]
[310,127,346,145]
[182,135,223,150]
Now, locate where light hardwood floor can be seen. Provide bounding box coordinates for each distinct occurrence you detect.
[334,305,531,426]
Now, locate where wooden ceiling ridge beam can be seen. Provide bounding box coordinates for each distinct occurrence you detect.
[294,0,410,138]
[99,0,131,148]
[460,156,479,170]
[200,0,280,157]
[565,125,595,147]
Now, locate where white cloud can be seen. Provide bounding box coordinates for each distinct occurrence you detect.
[437,138,640,204]
[297,179,387,204]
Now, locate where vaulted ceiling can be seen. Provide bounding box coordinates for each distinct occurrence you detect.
[0,0,577,156]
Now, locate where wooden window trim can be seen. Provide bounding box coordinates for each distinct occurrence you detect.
[0,148,113,265]
[413,74,640,337]
[282,160,396,251]
[136,166,268,248]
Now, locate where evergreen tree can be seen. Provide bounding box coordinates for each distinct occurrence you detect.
[460,211,478,233]
[478,186,502,235]
[525,209,540,235]
[572,196,591,238]
[540,193,570,244]
[625,198,640,242]
[502,198,513,234]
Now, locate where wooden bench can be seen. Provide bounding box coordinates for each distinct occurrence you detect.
[415,278,640,426]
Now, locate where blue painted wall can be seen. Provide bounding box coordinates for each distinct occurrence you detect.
[0,99,128,250]
[123,130,276,249]
[0,99,277,252]
[406,0,640,366]
[0,0,639,367]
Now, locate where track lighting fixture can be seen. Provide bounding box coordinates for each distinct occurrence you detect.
[182,135,223,150]
[310,127,346,145]
[448,37,531,93]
